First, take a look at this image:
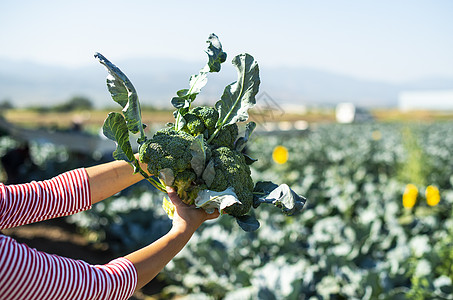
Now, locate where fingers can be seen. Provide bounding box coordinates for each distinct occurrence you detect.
[166,186,220,220]
[166,186,184,207]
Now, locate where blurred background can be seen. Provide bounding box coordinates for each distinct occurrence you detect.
[0,0,452,110]
[1,1,453,299]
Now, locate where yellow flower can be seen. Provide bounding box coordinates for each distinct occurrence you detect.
[272,145,289,164]
[371,130,382,141]
[425,185,440,206]
[403,184,418,208]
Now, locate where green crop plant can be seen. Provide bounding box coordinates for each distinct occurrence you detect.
[95,34,306,231]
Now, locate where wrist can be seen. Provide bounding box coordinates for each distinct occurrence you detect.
[170,222,198,238]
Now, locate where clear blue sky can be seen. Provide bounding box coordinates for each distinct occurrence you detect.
[1,0,452,83]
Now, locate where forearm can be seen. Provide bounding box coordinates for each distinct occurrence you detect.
[125,226,195,290]
[0,169,91,229]
[0,235,137,300]
[86,155,148,204]
[124,187,216,290]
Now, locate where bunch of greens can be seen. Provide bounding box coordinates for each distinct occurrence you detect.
[95,34,306,231]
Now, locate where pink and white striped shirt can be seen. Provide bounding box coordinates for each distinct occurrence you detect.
[0,168,138,300]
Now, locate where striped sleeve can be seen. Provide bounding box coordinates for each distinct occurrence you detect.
[0,235,137,300]
[0,168,92,229]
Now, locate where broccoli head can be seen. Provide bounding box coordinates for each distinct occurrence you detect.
[182,106,219,136]
[191,106,218,130]
[139,110,250,217]
[209,146,254,216]
[182,112,206,136]
[139,127,195,176]
[209,123,238,149]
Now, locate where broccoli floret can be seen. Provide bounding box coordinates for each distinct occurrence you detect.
[209,123,238,149]
[182,106,219,137]
[191,106,219,130]
[139,128,195,176]
[209,146,254,216]
[182,112,206,136]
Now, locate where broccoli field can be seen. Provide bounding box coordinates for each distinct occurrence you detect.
[3,120,453,299]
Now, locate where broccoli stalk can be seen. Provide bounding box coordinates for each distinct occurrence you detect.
[173,169,199,205]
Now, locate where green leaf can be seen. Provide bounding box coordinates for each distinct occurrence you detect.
[205,33,227,72]
[253,182,307,216]
[159,168,175,186]
[173,110,187,131]
[194,187,241,214]
[187,70,209,96]
[95,52,146,143]
[236,215,260,232]
[211,54,260,142]
[177,89,190,97]
[171,97,189,109]
[243,153,258,165]
[171,34,226,112]
[253,181,278,207]
[103,113,165,192]
[271,184,307,216]
[235,121,257,151]
[102,112,135,163]
[190,134,206,177]
[202,159,215,188]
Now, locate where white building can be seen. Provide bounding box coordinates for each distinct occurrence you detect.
[335,102,373,123]
[399,90,453,111]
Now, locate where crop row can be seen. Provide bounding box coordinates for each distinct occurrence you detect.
[1,122,452,299]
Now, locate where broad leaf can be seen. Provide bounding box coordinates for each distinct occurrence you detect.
[159,168,175,186]
[236,215,260,232]
[177,89,190,97]
[171,34,226,111]
[235,121,257,151]
[187,69,209,96]
[173,110,187,131]
[205,33,227,72]
[253,181,278,208]
[202,159,215,187]
[171,96,190,109]
[102,112,135,163]
[102,110,164,192]
[268,184,306,216]
[214,53,260,129]
[253,182,307,216]
[95,52,146,143]
[190,134,206,177]
[194,187,241,214]
[243,153,258,165]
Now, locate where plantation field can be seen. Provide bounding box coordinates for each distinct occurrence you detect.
[3,109,176,130]
[4,108,453,132]
[1,118,453,299]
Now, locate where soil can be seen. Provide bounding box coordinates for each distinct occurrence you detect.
[2,217,167,300]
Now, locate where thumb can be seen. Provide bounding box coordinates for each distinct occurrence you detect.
[166,186,184,207]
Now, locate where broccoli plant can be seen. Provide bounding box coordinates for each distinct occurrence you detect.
[96,33,306,231]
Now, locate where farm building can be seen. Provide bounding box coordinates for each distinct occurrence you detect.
[335,102,373,123]
[398,90,453,111]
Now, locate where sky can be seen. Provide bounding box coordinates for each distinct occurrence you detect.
[0,0,452,84]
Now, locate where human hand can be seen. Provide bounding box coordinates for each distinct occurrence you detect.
[166,186,219,235]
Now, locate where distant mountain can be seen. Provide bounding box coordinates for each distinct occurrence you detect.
[0,57,452,109]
